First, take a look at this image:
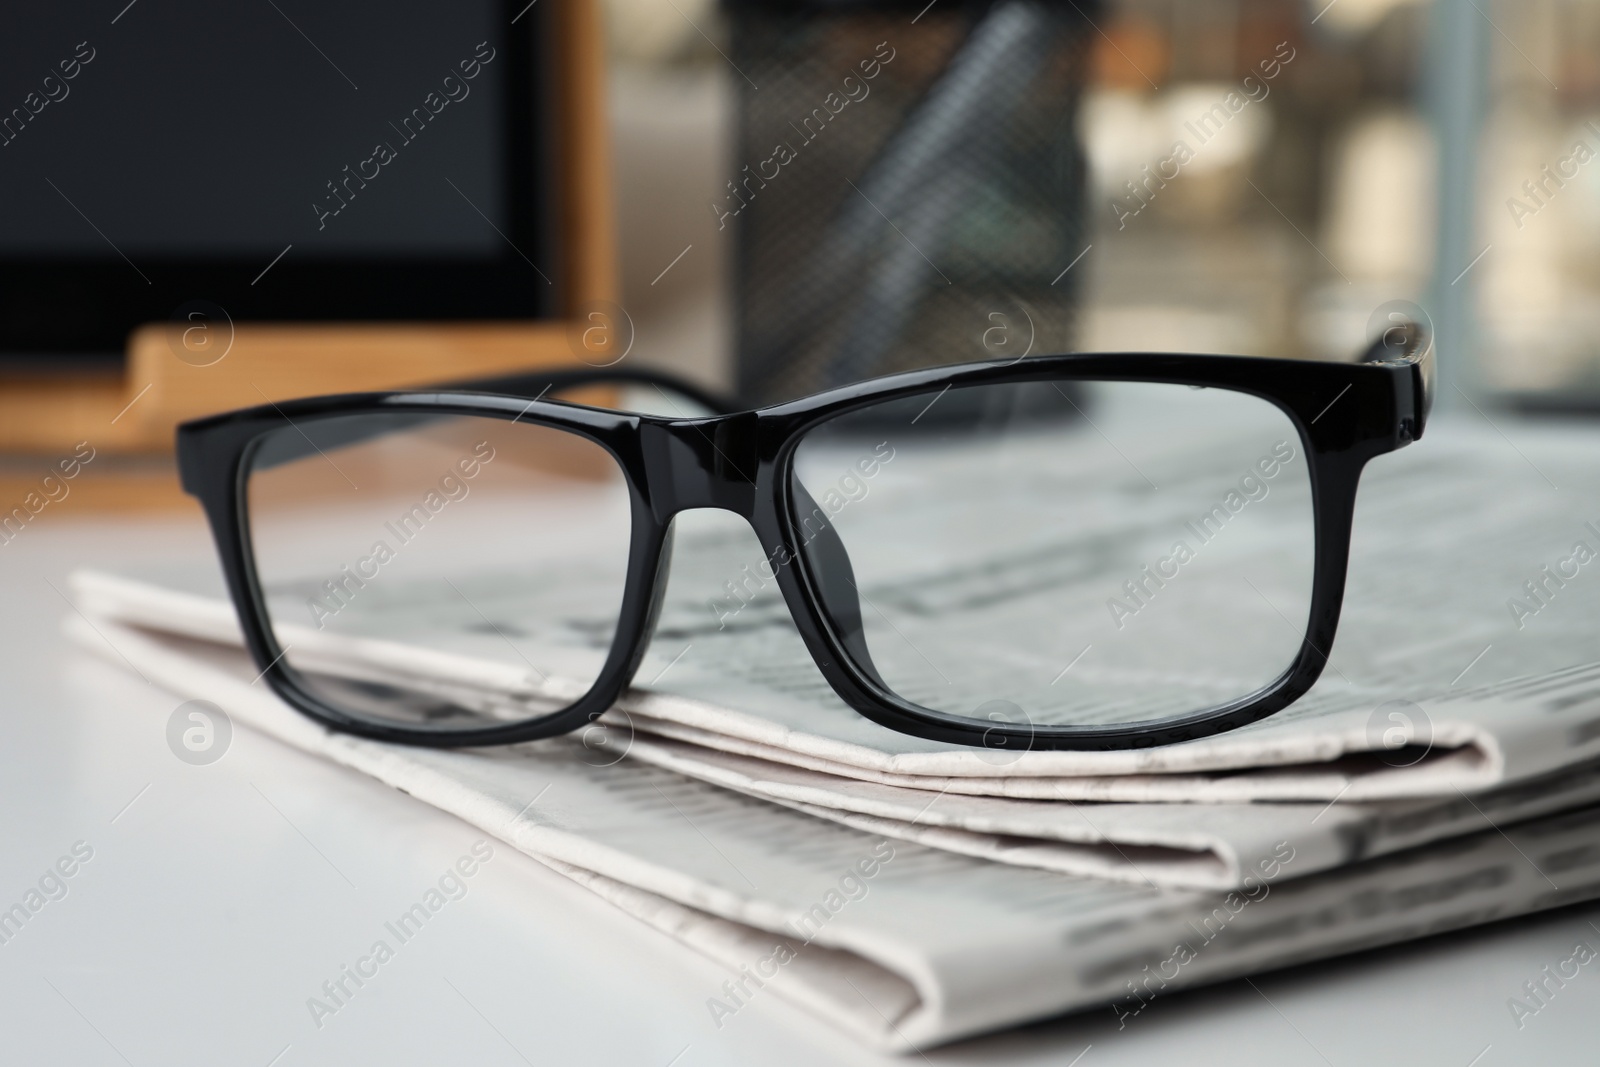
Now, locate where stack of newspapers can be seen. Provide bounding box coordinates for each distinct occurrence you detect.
[68,421,1600,1052]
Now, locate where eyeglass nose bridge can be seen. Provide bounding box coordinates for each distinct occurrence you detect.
[639,413,761,520]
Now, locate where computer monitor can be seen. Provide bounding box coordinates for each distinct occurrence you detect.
[0,0,553,359]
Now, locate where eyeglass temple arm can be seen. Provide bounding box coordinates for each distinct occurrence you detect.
[250,368,741,474]
[1356,319,1425,364]
[441,366,741,416]
[1355,318,1432,439]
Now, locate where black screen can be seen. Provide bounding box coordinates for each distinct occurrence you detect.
[0,0,550,354]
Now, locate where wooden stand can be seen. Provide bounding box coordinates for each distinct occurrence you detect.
[0,0,616,507]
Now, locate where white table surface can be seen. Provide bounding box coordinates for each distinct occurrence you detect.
[3,510,1598,1067]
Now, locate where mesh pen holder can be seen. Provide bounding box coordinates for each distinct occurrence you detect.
[722,0,1096,403]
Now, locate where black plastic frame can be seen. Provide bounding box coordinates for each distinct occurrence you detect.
[178,338,1431,752]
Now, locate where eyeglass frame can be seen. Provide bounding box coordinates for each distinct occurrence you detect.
[177,334,1431,753]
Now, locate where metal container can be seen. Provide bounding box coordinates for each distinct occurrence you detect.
[723,0,1097,402]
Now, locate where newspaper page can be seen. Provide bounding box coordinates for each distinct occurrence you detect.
[620,733,1600,889]
[612,420,1600,791]
[64,572,1600,890]
[65,566,1512,801]
[69,419,1600,801]
[66,615,1600,1053]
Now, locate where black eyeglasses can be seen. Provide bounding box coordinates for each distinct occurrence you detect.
[177,330,1430,753]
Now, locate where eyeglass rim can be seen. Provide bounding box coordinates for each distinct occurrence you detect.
[176,342,1431,751]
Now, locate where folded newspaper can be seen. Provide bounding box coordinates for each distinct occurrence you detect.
[65,616,1600,1051]
[64,418,1600,1046]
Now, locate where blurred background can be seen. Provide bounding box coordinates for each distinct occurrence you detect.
[3,0,1600,503]
[609,0,1600,404]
